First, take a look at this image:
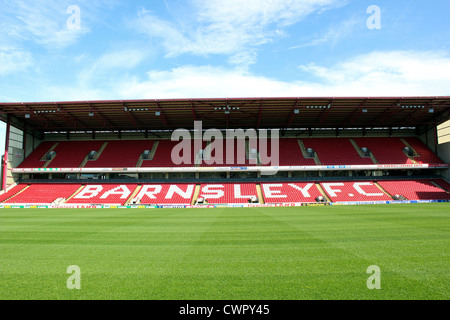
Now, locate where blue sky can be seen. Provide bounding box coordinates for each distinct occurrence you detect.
[0,0,450,151]
[1,0,449,103]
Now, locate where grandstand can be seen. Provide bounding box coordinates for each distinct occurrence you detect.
[0,97,449,207]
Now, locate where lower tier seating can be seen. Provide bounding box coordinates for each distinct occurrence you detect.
[261,182,323,203]
[65,184,138,205]
[1,179,449,205]
[319,181,392,202]
[377,180,450,200]
[199,183,258,204]
[432,179,450,192]
[135,184,196,204]
[3,183,82,204]
[0,184,30,202]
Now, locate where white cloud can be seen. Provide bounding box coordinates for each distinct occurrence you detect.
[299,50,450,95]
[228,51,258,69]
[0,0,116,50]
[2,50,449,102]
[77,49,148,84]
[115,50,450,99]
[97,50,147,70]
[1,0,88,49]
[116,65,302,99]
[0,47,33,75]
[132,0,341,58]
[291,17,359,49]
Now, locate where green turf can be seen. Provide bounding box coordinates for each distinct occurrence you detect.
[0,203,449,300]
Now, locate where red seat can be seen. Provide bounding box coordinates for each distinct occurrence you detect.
[302,138,374,165]
[319,181,391,202]
[261,182,322,203]
[199,183,258,204]
[4,183,81,204]
[378,180,450,200]
[66,184,138,205]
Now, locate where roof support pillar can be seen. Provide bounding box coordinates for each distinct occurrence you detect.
[434,125,438,156]
[2,114,11,190]
[22,122,27,158]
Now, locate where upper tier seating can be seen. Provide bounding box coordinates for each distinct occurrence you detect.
[141,140,197,167]
[270,138,316,166]
[352,137,414,164]
[402,137,444,164]
[302,138,374,165]
[48,141,105,168]
[17,141,55,168]
[199,139,259,167]
[85,140,154,168]
[17,138,446,168]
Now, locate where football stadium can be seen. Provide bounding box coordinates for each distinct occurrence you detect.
[0,96,449,300]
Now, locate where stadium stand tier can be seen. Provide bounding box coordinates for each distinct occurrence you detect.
[2,97,449,207]
[3,183,82,204]
[135,184,196,205]
[261,182,324,203]
[402,137,445,164]
[302,138,375,165]
[65,184,138,205]
[85,140,154,168]
[433,179,450,192]
[199,183,258,204]
[47,141,105,168]
[319,181,392,202]
[1,179,450,205]
[377,180,450,201]
[0,184,29,203]
[15,137,445,168]
[17,141,55,168]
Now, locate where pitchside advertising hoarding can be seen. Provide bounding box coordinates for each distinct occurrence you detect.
[0,200,448,209]
[11,163,449,174]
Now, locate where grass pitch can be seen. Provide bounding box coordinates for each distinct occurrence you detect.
[0,203,449,300]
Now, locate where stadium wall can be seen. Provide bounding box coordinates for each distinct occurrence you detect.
[24,132,42,159]
[437,142,450,181]
[438,120,450,144]
[419,124,450,181]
